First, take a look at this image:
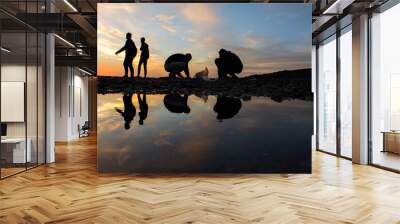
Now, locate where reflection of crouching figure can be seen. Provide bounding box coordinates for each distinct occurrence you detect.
[215,49,243,79]
[213,96,242,120]
[163,94,190,114]
[164,53,192,79]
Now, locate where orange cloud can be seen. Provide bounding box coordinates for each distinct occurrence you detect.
[180,4,218,25]
[98,25,125,40]
[155,14,175,22]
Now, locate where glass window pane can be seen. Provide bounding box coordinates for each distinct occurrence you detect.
[1,1,46,179]
[38,33,46,165]
[371,3,400,171]
[317,35,337,154]
[1,31,27,177]
[27,31,38,169]
[339,27,352,158]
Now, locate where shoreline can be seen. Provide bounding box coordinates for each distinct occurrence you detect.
[97,69,313,102]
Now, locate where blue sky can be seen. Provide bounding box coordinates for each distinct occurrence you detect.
[98,3,311,77]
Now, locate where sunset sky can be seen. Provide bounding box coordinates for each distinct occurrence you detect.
[97,3,311,77]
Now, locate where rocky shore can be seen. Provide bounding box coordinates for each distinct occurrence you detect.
[97,69,312,102]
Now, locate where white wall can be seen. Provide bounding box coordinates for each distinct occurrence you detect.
[1,65,41,137]
[1,63,46,164]
[55,67,89,141]
[1,64,26,81]
[1,65,26,139]
[55,67,70,141]
[1,65,26,129]
[1,82,25,122]
[76,71,89,138]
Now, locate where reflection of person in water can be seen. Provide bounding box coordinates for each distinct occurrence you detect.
[115,93,136,129]
[213,96,242,120]
[137,37,149,78]
[164,53,192,79]
[137,92,148,125]
[163,94,190,114]
[215,49,243,79]
[115,33,137,78]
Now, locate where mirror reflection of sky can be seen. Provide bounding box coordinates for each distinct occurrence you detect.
[98,3,311,77]
[98,94,313,173]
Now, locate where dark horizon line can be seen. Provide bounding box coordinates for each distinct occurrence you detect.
[97,67,312,78]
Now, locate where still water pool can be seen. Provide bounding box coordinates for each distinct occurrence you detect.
[97,93,312,173]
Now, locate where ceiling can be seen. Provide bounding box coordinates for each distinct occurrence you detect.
[0,0,389,74]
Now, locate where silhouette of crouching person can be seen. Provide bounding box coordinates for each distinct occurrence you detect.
[164,53,192,79]
[215,49,243,79]
[115,93,136,129]
[116,33,137,78]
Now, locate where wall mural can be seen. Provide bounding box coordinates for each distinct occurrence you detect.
[97,3,313,173]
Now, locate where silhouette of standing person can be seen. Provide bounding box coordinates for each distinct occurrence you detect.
[115,93,136,129]
[115,33,137,78]
[137,37,149,78]
[137,92,148,125]
[164,53,192,79]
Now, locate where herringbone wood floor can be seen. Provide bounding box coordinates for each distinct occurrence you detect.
[1,135,400,224]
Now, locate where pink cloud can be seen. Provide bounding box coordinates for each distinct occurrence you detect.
[155,14,175,23]
[161,24,176,33]
[180,4,218,25]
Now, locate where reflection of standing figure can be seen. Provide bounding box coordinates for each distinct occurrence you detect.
[115,33,137,78]
[213,96,242,120]
[215,49,243,79]
[137,37,149,78]
[115,93,136,129]
[163,94,190,114]
[138,92,148,125]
